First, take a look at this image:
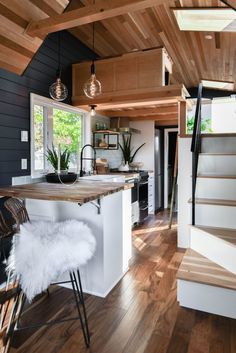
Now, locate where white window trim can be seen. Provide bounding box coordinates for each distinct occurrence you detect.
[30,93,87,178]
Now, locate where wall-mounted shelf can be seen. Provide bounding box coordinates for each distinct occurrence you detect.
[93,130,119,150]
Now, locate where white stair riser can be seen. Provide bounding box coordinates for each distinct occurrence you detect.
[202,137,236,154]
[194,204,236,229]
[196,178,236,200]
[190,227,236,275]
[177,280,236,319]
[198,155,236,175]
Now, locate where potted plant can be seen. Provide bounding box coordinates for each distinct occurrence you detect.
[119,134,145,171]
[45,145,77,183]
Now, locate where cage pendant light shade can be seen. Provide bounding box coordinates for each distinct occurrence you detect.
[49,71,68,101]
[49,33,68,102]
[83,62,102,99]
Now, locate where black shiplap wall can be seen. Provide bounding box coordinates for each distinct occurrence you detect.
[0,31,94,186]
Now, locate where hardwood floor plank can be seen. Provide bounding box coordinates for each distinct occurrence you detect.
[1,211,236,353]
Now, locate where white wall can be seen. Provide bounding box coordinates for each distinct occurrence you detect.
[129,121,155,170]
[178,137,192,248]
[212,99,236,133]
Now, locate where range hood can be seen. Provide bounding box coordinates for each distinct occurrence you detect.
[110,117,141,134]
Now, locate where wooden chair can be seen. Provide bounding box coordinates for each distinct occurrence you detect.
[0,211,13,240]
[4,198,29,232]
[1,198,92,353]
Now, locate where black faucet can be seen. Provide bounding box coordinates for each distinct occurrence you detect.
[80,144,97,177]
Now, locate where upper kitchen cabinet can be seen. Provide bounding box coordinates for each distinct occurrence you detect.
[72,48,173,107]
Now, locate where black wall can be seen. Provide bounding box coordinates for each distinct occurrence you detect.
[0,31,94,187]
[0,31,95,283]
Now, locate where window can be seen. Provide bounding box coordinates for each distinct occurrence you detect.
[186,97,236,134]
[31,94,85,177]
[172,8,236,32]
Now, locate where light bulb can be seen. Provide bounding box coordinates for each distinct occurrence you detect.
[83,74,102,99]
[90,106,96,116]
[49,78,68,101]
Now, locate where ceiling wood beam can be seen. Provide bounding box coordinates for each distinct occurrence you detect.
[101,105,178,117]
[155,119,178,126]
[26,0,169,37]
[129,113,178,121]
[73,85,188,110]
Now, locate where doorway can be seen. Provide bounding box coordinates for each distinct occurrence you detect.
[164,128,178,209]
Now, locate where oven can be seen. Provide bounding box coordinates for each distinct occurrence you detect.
[138,172,149,224]
[125,177,139,225]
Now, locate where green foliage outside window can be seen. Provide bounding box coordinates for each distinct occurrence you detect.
[186,116,213,134]
[53,109,82,153]
[34,105,82,171]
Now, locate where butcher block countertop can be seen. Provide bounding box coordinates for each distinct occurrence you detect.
[0,181,133,204]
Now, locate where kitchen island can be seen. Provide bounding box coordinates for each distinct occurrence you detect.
[0,180,133,297]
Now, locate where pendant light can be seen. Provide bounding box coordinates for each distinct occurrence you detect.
[83,1,102,99]
[49,32,68,101]
[90,104,97,117]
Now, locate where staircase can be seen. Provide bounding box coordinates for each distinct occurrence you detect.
[177,83,236,319]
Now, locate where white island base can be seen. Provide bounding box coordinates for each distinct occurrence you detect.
[26,188,132,298]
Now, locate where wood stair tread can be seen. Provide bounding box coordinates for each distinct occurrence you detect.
[193,225,236,246]
[177,249,236,290]
[197,174,236,179]
[200,153,236,156]
[189,198,236,207]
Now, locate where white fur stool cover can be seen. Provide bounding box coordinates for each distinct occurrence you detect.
[7,220,96,302]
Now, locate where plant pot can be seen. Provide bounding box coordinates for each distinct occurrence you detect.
[45,172,77,183]
[118,162,129,172]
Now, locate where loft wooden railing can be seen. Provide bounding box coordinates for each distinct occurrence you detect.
[191,82,203,225]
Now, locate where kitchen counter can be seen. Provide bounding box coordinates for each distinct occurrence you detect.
[109,172,139,180]
[0,180,132,204]
[0,180,132,298]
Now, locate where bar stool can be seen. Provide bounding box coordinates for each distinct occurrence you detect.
[1,198,96,353]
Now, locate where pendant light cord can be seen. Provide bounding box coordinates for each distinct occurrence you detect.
[57,31,61,78]
[91,0,96,74]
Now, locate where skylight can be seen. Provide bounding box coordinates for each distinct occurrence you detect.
[172,8,236,32]
[202,80,235,91]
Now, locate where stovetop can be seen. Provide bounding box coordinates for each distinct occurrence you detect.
[110,169,149,178]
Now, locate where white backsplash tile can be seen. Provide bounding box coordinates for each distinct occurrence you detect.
[96,149,123,169]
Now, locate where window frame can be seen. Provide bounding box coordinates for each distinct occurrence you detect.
[30,93,86,178]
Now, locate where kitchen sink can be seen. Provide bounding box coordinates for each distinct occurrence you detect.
[79,174,125,182]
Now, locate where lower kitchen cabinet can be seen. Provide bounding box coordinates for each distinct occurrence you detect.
[148,172,155,214]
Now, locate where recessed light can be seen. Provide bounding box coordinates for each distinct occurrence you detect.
[172,8,236,32]
[202,79,235,91]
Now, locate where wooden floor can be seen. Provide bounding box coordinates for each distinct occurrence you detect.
[5,212,236,353]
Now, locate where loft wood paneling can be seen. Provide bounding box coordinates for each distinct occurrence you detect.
[0,31,94,187]
[73,48,173,100]
[68,0,236,90]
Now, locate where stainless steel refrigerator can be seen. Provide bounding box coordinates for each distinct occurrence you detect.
[154,129,164,211]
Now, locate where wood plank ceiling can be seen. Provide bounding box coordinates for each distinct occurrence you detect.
[0,0,69,75]
[0,0,235,126]
[0,0,235,87]
[68,0,236,89]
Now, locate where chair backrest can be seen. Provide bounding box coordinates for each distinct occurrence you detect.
[0,210,13,239]
[4,198,29,232]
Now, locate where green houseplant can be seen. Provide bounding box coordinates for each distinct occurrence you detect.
[46,145,71,173]
[45,145,77,183]
[119,134,145,165]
